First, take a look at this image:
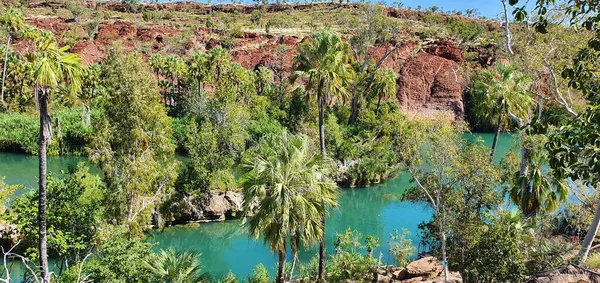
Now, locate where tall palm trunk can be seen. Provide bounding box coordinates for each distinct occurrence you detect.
[490,112,503,161]
[38,87,51,283]
[579,194,600,264]
[317,82,327,282]
[348,93,360,125]
[1,34,12,109]
[277,249,286,283]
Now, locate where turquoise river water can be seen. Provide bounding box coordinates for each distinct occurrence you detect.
[0,133,516,279]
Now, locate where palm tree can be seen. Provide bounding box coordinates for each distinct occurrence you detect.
[27,30,83,282]
[474,63,533,160]
[370,68,397,114]
[509,138,568,218]
[145,248,204,283]
[241,131,339,283]
[0,8,24,109]
[187,51,209,97]
[292,30,352,280]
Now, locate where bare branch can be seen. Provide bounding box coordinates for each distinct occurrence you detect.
[501,0,515,56]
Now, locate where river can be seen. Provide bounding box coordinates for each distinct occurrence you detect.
[0,133,516,280]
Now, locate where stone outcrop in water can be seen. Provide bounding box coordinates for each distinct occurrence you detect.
[379,257,462,282]
[166,190,243,224]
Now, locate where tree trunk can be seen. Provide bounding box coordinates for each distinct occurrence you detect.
[317,81,327,282]
[490,113,503,161]
[318,84,326,156]
[319,216,326,282]
[289,252,297,280]
[348,94,360,125]
[441,230,449,283]
[579,196,600,264]
[82,104,91,127]
[38,88,51,283]
[1,34,11,109]
[277,249,286,283]
[519,132,532,216]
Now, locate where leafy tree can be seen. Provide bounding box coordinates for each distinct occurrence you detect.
[65,0,85,23]
[88,48,178,234]
[462,211,528,283]
[292,30,352,279]
[387,229,415,267]
[75,227,154,283]
[0,8,23,109]
[145,248,205,283]
[241,131,338,283]
[402,118,501,282]
[511,0,600,263]
[79,63,101,127]
[6,164,103,265]
[27,29,83,282]
[473,63,533,160]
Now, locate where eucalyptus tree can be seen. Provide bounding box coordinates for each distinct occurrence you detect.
[370,68,397,114]
[0,8,24,108]
[402,119,501,283]
[27,29,83,282]
[241,131,338,283]
[80,63,101,126]
[473,63,533,160]
[88,48,178,234]
[292,29,353,280]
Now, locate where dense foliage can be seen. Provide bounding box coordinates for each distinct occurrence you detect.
[0,0,597,282]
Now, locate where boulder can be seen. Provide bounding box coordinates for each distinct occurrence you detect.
[422,271,462,283]
[377,274,392,282]
[402,276,424,283]
[406,257,444,279]
[391,268,408,280]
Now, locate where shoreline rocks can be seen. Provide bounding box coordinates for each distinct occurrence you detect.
[166,190,243,225]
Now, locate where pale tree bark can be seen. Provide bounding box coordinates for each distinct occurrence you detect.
[579,195,600,264]
[38,87,51,283]
[501,0,515,56]
[1,34,12,109]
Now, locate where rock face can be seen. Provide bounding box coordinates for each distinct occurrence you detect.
[406,256,444,279]
[168,190,243,224]
[19,7,476,119]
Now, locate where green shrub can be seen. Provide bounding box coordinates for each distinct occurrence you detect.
[0,109,96,155]
[247,264,270,283]
[587,253,600,269]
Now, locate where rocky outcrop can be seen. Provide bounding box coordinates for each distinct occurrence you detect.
[379,257,461,282]
[406,256,444,279]
[167,190,243,224]
[19,6,477,119]
[528,265,600,283]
